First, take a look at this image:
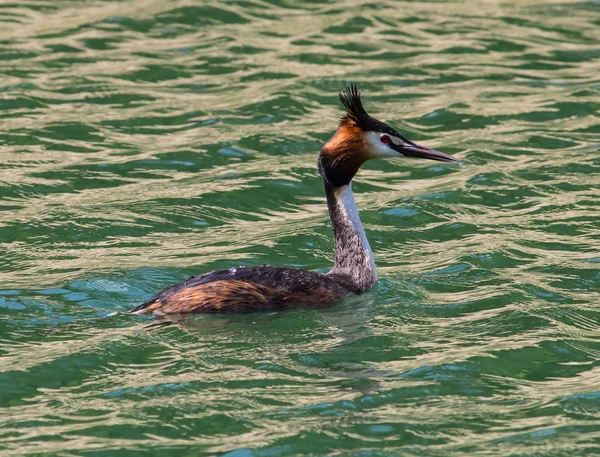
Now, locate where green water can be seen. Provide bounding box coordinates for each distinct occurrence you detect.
[1,0,599,455]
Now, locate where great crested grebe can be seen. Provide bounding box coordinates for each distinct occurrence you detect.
[130,85,459,316]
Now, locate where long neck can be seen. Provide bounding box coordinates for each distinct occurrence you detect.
[324,181,377,292]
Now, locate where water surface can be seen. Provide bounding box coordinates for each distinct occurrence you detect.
[1,0,599,455]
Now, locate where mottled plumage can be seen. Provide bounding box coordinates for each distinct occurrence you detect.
[130,266,351,314]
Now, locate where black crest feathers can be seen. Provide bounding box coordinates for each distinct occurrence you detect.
[337,84,407,139]
[339,84,369,123]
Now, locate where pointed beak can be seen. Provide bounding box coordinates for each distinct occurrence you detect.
[394,142,459,163]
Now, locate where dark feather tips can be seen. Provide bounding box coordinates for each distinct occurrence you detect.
[337,85,404,139]
[339,84,369,122]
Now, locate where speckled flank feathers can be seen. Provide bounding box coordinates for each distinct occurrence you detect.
[131,266,352,315]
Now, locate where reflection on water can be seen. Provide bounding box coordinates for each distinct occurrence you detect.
[0,0,599,455]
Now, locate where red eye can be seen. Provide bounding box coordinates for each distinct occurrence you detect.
[380,135,391,144]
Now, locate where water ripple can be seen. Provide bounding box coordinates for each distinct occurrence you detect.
[1,0,599,456]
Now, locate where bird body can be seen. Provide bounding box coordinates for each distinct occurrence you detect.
[131,86,458,316]
[129,266,350,315]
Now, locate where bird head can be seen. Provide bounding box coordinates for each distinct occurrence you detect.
[319,85,459,187]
